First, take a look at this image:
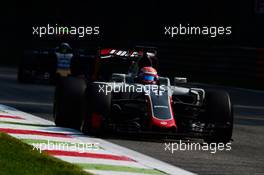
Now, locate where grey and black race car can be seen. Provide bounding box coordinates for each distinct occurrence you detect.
[53,47,233,143]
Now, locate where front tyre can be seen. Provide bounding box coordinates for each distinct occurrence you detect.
[53,76,87,129]
[203,90,233,143]
[81,83,111,135]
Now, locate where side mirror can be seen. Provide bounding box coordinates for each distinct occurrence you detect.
[174,77,187,85]
[158,77,170,86]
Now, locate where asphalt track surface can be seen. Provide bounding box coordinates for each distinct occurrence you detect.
[0,66,264,175]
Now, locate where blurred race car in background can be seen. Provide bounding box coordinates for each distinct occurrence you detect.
[17,43,95,84]
[53,47,233,143]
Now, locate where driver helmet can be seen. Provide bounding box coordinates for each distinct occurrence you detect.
[138,66,158,84]
[59,43,71,53]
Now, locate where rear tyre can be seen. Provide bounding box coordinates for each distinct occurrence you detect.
[203,90,233,143]
[53,76,86,129]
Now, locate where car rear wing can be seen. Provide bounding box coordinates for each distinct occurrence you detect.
[99,46,157,59]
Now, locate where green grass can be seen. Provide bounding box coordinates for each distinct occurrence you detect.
[0,132,91,175]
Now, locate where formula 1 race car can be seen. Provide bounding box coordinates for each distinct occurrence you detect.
[53,47,233,143]
[17,43,83,84]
